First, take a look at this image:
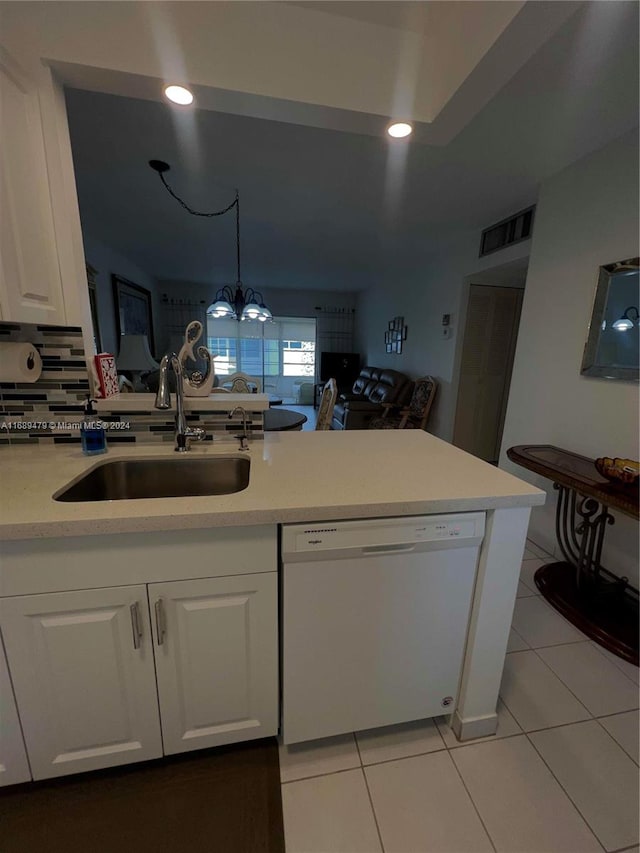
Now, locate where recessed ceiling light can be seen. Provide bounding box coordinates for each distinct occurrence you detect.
[387,122,413,139]
[164,84,194,106]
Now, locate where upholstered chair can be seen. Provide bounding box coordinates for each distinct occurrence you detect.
[368,376,438,431]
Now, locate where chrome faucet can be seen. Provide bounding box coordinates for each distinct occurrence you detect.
[228,406,249,451]
[155,353,206,452]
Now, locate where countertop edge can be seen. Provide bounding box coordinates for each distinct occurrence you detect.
[0,492,546,541]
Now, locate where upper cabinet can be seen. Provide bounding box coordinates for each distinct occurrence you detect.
[0,45,93,351]
[0,46,67,325]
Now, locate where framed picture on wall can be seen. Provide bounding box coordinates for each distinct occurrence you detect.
[112,274,155,354]
[86,263,102,352]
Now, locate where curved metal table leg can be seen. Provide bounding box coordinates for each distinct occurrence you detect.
[537,483,638,665]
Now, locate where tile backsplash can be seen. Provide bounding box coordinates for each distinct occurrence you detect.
[0,322,89,446]
[0,322,264,445]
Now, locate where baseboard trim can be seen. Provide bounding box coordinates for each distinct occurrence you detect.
[452,710,498,742]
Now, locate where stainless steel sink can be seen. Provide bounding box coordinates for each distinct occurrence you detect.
[54,456,250,502]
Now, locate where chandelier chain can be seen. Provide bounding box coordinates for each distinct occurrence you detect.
[156,169,241,282]
[151,159,268,320]
[157,170,238,219]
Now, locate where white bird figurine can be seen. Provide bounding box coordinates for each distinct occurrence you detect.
[177,320,216,397]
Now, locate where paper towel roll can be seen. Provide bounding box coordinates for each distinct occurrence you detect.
[0,342,43,383]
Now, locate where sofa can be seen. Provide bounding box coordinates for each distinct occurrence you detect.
[331,366,413,430]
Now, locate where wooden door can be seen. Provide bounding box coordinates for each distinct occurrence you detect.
[0,586,162,779]
[150,574,278,754]
[453,285,523,462]
[0,46,65,324]
[0,637,31,786]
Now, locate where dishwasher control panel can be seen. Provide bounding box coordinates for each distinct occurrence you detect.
[282,512,485,558]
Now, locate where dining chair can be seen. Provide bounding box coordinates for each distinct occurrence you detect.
[368,376,438,431]
[225,371,260,393]
[316,378,338,430]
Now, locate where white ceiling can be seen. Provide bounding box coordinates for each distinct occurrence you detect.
[65,1,639,293]
[288,2,430,34]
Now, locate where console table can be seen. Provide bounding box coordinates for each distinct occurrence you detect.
[507,445,639,665]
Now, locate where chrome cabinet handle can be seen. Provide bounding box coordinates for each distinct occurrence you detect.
[130,602,143,650]
[154,599,166,645]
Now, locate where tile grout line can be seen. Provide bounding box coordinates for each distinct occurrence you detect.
[360,766,387,853]
[509,623,530,649]
[280,764,362,786]
[523,638,591,650]
[280,744,454,784]
[447,745,498,853]
[531,640,639,717]
[508,642,594,719]
[595,708,640,721]
[588,641,640,687]
[592,715,640,768]
[524,727,608,853]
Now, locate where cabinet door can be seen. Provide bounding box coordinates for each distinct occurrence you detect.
[150,573,278,755]
[0,586,162,779]
[0,636,31,786]
[0,46,66,324]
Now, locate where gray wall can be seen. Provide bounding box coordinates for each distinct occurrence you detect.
[500,128,639,583]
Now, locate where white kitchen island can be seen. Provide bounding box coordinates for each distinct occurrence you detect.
[0,431,544,782]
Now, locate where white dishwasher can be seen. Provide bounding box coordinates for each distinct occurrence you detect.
[281,512,485,744]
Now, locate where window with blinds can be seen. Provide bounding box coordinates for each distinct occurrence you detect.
[206,316,316,379]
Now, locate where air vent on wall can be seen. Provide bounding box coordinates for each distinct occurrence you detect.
[479,206,535,257]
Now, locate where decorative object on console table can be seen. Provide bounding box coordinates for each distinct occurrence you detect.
[595,456,639,487]
[93,353,119,398]
[507,444,639,666]
[112,275,155,355]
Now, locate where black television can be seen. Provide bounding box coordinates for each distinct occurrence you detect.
[320,352,360,388]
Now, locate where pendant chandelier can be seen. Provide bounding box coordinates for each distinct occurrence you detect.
[149,160,272,322]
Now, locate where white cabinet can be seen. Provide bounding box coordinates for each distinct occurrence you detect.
[0,586,163,780]
[0,637,31,786]
[0,46,67,325]
[151,574,278,754]
[0,526,279,781]
[0,570,279,780]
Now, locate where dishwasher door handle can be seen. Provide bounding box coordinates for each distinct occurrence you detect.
[361,543,416,555]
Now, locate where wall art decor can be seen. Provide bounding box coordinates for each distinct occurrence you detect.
[385,316,407,354]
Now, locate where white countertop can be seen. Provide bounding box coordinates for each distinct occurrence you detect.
[95,392,269,412]
[0,431,545,540]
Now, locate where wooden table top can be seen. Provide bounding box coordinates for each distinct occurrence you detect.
[507,445,639,520]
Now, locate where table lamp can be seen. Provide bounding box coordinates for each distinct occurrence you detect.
[116,335,159,390]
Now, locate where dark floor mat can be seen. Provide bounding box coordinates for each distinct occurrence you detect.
[0,738,285,853]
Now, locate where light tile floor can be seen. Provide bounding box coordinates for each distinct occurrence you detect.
[279,538,639,853]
